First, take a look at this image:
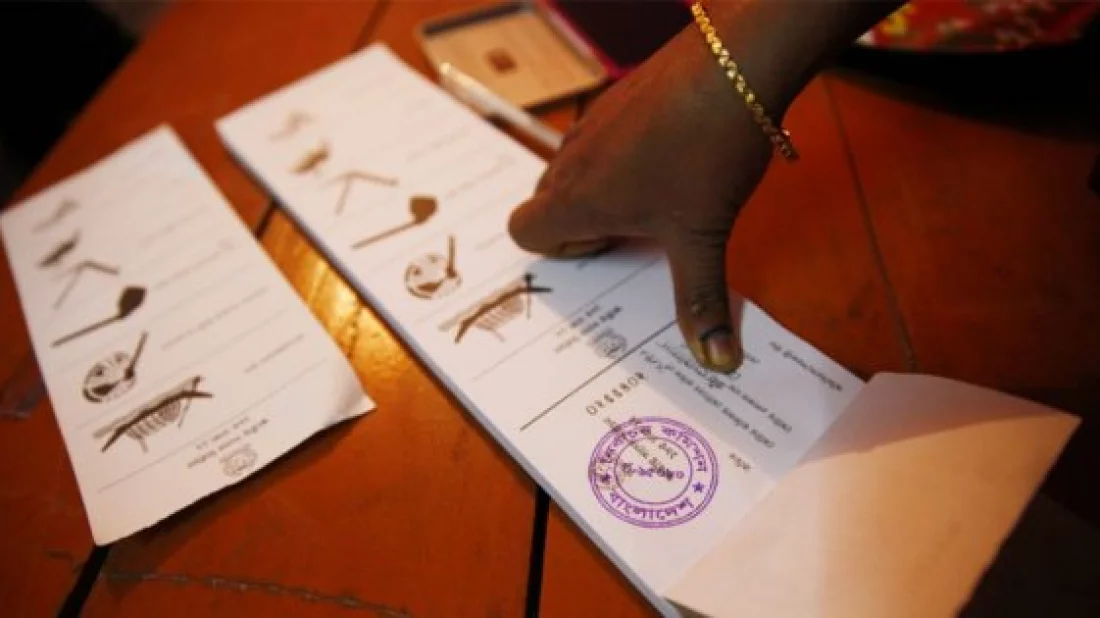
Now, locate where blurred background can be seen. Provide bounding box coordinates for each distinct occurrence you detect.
[0,0,171,204]
[0,0,1094,206]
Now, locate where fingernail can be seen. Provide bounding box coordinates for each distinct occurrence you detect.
[700,326,741,373]
[687,339,706,367]
[558,239,611,258]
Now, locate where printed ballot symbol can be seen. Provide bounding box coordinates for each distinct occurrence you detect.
[33,199,78,234]
[328,169,399,215]
[53,259,121,309]
[270,110,313,141]
[52,286,146,347]
[38,228,124,309]
[290,140,330,175]
[406,235,461,300]
[94,376,213,454]
[37,231,80,269]
[590,328,628,359]
[83,331,148,403]
[221,445,258,477]
[454,273,552,343]
[352,195,438,250]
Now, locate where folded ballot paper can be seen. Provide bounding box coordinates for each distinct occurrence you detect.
[0,127,373,544]
[217,44,1079,617]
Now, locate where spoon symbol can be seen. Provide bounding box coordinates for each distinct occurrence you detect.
[351,196,438,250]
[52,286,146,348]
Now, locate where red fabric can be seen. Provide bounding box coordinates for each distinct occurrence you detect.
[859,0,1099,52]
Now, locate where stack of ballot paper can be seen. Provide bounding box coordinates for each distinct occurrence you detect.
[0,128,374,544]
[214,44,1080,617]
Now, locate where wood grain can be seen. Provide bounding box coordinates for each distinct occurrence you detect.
[826,75,1100,390]
[0,394,90,618]
[538,75,911,616]
[540,506,658,618]
[0,1,381,615]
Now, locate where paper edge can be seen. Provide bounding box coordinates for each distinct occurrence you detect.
[661,371,1081,617]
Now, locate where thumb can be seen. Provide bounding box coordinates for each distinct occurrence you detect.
[666,233,745,373]
[509,190,611,258]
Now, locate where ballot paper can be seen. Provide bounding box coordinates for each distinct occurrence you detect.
[217,45,1078,617]
[0,127,373,545]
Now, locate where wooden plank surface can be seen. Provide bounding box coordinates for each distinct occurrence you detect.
[827,73,1100,610]
[537,75,912,617]
[825,72,1100,471]
[0,393,89,618]
[18,2,1093,616]
[0,1,383,616]
[826,75,1100,390]
[82,2,580,616]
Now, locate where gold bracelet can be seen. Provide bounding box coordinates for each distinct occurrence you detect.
[690,1,799,161]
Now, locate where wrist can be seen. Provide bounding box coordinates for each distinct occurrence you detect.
[681,1,801,160]
[702,1,814,120]
[701,0,906,116]
[662,25,777,162]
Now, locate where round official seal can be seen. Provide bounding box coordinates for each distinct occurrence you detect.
[589,417,718,529]
[221,445,258,477]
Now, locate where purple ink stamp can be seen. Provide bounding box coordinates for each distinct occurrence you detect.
[589,416,719,528]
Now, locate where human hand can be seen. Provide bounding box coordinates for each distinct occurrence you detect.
[508,24,784,373]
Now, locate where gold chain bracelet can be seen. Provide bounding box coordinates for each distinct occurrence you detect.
[689,2,799,161]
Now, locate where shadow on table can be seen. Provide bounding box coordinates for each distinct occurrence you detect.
[963,427,1100,618]
[95,416,359,599]
[962,492,1100,618]
[1018,384,1100,525]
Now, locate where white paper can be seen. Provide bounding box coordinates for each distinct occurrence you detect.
[217,45,862,613]
[664,373,1079,618]
[0,127,374,544]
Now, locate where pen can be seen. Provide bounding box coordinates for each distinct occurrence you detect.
[438,62,564,152]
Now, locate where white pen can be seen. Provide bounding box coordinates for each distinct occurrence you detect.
[438,62,564,152]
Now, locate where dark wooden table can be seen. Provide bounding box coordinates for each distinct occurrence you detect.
[2,1,1098,616]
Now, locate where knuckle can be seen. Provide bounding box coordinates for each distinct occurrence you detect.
[666,225,730,261]
[657,202,735,244]
[681,226,730,250]
[683,281,729,317]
